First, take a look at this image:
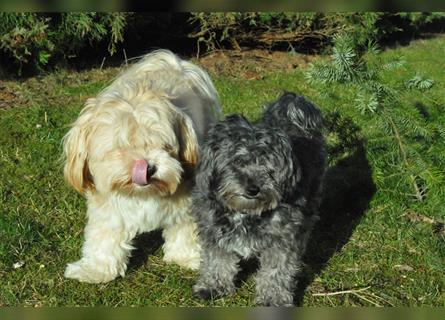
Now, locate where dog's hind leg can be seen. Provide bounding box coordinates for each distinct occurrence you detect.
[162,219,201,270]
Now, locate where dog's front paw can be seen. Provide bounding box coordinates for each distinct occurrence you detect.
[192,283,234,300]
[64,259,122,283]
[163,249,200,270]
[254,292,294,307]
[192,286,213,300]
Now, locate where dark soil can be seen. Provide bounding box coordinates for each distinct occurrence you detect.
[193,49,317,79]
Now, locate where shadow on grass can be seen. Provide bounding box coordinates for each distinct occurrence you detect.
[379,15,445,50]
[293,112,377,305]
[127,230,164,272]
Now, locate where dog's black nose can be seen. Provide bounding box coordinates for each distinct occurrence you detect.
[147,165,157,178]
[246,185,260,197]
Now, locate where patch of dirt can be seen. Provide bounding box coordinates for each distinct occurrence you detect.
[403,210,445,237]
[193,49,318,79]
[1,49,319,110]
[0,67,122,110]
[0,84,22,110]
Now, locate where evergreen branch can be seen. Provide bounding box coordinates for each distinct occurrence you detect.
[406,74,434,90]
[384,110,424,201]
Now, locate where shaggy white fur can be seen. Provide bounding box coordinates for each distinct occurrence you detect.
[62,50,221,283]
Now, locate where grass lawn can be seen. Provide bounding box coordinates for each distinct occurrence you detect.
[0,36,444,307]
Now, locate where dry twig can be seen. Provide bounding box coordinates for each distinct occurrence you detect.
[312,286,371,297]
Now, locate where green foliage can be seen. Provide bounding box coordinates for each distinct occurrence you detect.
[53,12,127,56]
[2,12,445,74]
[355,87,380,114]
[381,55,406,70]
[306,33,399,115]
[306,33,366,84]
[398,12,445,26]
[189,12,445,53]
[305,31,440,203]
[406,74,435,90]
[0,13,129,74]
[189,12,343,52]
[0,13,54,73]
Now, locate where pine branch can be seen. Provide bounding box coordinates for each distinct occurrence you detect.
[384,110,424,201]
[305,31,435,202]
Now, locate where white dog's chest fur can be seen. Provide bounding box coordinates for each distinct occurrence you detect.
[86,184,193,234]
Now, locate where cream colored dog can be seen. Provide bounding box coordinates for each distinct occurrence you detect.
[62,50,221,283]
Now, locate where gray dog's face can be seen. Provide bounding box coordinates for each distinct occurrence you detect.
[214,125,300,215]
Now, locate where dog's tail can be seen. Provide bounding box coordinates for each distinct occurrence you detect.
[262,92,324,135]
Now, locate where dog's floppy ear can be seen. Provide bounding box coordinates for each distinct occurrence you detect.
[62,103,95,195]
[176,112,199,167]
[283,93,324,131]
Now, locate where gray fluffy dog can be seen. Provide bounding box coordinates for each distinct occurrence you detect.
[191,92,327,306]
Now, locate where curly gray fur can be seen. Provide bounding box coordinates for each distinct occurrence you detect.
[191,92,326,306]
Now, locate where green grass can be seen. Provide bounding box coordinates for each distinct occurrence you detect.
[1,36,444,306]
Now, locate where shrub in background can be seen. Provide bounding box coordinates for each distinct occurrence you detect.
[188,12,445,53]
[0,12,128,74]
[1,12,444,75]
[188,12,344,53]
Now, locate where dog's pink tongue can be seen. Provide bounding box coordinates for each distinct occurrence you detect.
[132,159,149,185]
